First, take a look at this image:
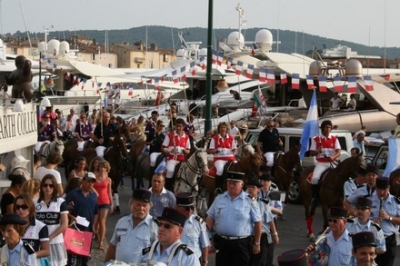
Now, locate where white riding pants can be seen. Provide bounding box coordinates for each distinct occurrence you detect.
[311,162,332,184]
[214,160,229,176]
[150,152,162,167]
[166,159,180,178]
[263,152,275,167]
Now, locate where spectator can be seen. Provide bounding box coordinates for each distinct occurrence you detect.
[329,92,344,111]
[353,132,366,159]
[35,175,68,266]
[68,157,87,180]
[88,156,104,175]
[148,173,176,218]
[229,120,239,136]
[61,114,74,133]
[21,179,41,199]
[15,194,50,264]
[1,174,26,215]
[64,178,81,196]
[34,153,64,196]
[347,94,357,110]
[33,154,42,175]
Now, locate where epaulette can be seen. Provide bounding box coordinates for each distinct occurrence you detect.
[23,242,35,255]
[395,197,400,204]
[346,218,354,223]
[195,215,204,224]
[260,198,270,204]
[271,183,278,189]
[247,194,256,201]
[177,244,194,255]
[142,246,151,255]
[371,221,382,231]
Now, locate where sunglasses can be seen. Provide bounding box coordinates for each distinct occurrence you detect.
[158,222,175,229]
[42,183,54,188]
[15,204,29,210]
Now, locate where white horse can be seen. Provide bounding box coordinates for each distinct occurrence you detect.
[236,142,255,160]
[36,140,65,165]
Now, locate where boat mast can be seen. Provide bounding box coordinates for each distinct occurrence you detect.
[18,0,32,49]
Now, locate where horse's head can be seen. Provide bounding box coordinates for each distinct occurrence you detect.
[337,153,366,180]
[113,134,128,158]
[288,145,302,172]
[52,140,65,156]
[192,143,209,174]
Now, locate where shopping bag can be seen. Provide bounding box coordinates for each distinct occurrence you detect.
[64,227,93,257]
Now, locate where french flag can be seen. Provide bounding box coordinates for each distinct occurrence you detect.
[180,66,187,81]
[333,76,343,92]
[200,57,206,70]
[235,61,243,75]
[280,73,288,84]
[306,75,314,89]
[364,75,374,91]
[246,64,254,79]
[347,77,357,93]
[381,74,390,81]
[190,61,196,76]
[128,86,133,97]
[217,52,224,66]
[154,78,160,90]
[291,73,300,89]
[172,70,179,83]
[212,50,218,65]
[319,76,327,92]
[259,68,267,82]
[227,57,233,69]
[266,69,275,84]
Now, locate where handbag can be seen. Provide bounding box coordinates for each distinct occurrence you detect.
[64,226,93,257]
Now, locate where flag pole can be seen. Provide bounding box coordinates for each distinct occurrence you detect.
[204,0,213,136]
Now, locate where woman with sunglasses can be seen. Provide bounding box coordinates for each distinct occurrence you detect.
[93,160,113,250]
[15,193,50,265]
[35,174,68,266]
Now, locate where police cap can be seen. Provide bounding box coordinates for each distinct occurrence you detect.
[176,192,194,207]
[328,206,348,219]
[226,171,245,182]
[365,165,379,175]
[132,189,151,203]
[376,177,390,189]
[247,178,262,188]
[355,197,372,209]
[352,231,376,249]
[158,207,188,227]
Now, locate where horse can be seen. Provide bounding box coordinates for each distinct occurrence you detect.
[62,138,97,177]
[36,140,65,165]
[129,139,147,189]
[298,154,365,241]
[201,152,263,207]
[173,144,209,216]
[271,145,302,204]
[235,142,255,160]
[389,169,400,197]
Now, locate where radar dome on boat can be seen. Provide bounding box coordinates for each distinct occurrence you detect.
[59,41,70,55]
[345,59,362,78]
[176,48,187,60]
[199,48,207,57]
[309,60,325,77]
[38,42,47,53]
[255,29,273,52]
[227,31,244,50]
[47,39,60,56]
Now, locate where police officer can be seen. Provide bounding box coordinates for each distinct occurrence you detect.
[247,178,279,266]
[346,197,386,254]
[258,173,283,222]
[141,207,200,266]
[306,207,353,265]
[344,164,379,216]
[175,193,209,265]
[343,167,367,198]
[104,189,158,264]
[351,231,377,266]
[371,177,400,266]
[206,171,262,266]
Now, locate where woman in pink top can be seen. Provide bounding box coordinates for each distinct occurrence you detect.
[93,160,113,250]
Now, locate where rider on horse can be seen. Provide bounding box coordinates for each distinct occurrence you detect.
[145,110,159,139]
[256,119,283,169]
[148,120,166,171]
[162,118,190,190]
[74,113,93,151]
[35,114,57,153]
[92,111,118,157]
[208,122,237,193]
[309,120,341,207]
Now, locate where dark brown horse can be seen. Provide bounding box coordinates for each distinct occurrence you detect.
[129,139,147,189]
[272,145,302,204]
[201,153,263,207]
[299,154,365,241]
[390,169,400,197]
[62,138,96,177]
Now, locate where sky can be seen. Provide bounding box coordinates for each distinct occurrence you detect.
[1,0,399,48]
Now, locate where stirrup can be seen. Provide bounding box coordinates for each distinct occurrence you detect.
[215,188,222,195]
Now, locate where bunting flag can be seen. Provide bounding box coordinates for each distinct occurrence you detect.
[172,70,179,83]
[91,81,95,88]
[97,82,102,88]
[364,75,374,91]
[146,79,152,84]
[300,90,319,159]
[381,74,390,81]
[235,61,243,75]
[318,76,327,92]
[211,50,218,64]
[246,64,254,79]
[347,77,358,93]
[259,68,267,82]
[291,73,300,89]
[128,87,133,96]
[266,69,275,84]
[217,51,224,66]
[333,76,343,92]
[200,57,206,70]
[180,66,187,81]
[306,75,314,89]
[189,61,196,76]
[227,57,233,69]
[139,80,144,87]
[155,90,163,107]
[280,73,288,84]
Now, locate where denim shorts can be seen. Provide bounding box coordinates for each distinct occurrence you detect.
[98,204,111,210]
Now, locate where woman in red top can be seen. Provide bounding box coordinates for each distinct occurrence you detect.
[93,160,113,250]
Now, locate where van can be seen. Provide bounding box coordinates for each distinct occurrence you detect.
[246,127,354,203]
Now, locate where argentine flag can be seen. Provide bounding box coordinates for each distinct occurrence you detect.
[383,138,400,177]
[155,157,167,174]
[300,90,319,159]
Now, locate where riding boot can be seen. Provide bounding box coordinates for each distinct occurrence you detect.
[215,175,223,195]
[310,184,319,209]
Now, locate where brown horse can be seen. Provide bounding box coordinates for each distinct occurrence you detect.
[272,145,302,204]
[62,138,97,177]
[390,169,400,197]
[201,153,263,206]
[299,154,365,241]
[129,139,147,189]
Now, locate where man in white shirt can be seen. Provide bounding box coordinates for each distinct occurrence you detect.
[329,92,343,111]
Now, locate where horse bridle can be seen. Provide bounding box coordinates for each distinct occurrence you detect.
[176,150,207,193]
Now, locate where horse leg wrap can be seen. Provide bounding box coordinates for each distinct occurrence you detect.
[306,216,314,235]
[113,193,120,207]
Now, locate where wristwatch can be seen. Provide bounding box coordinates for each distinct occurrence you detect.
[389,216,393,221]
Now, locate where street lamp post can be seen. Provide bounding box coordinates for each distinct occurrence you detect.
[204,0,213,135]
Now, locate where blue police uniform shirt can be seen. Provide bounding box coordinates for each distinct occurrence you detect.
[370,192,400,236]
[149,188,176,218]
[256,198,274,234]
[346,218,386,252]
[110,214,158,263]
[5,240,36,266]
[207,191,261,236]
[347,185,375,204]
[180,214,210,259]
[258,184,283,219]
[343,179,364,198]
[326,229,353,265]
[141,240,200,266]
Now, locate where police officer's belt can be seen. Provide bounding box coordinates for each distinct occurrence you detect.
[220,235,249,240]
